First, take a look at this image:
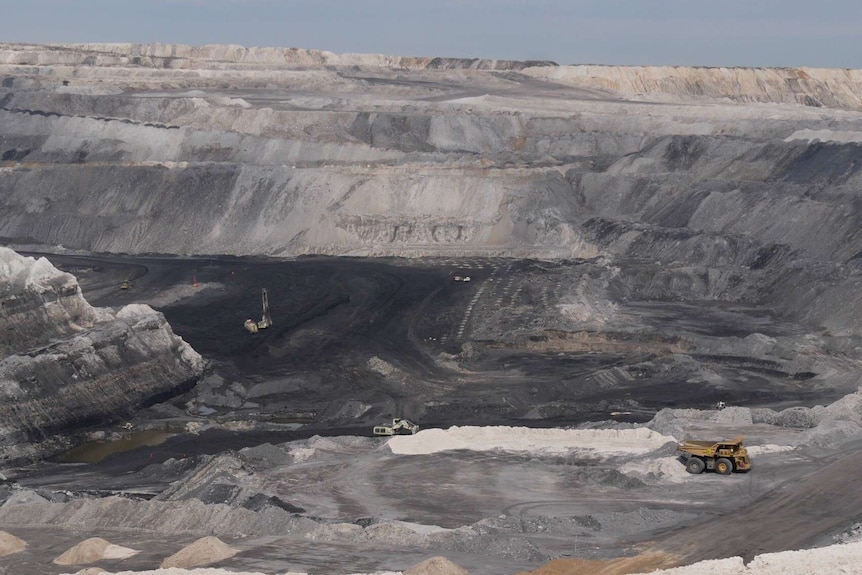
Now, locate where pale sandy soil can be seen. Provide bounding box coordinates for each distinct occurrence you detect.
[56,540,862,574]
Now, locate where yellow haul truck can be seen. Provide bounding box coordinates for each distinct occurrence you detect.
[677,436,752,475]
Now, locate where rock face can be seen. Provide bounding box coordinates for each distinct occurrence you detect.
[2,44,862,417]
[1,44,862,330]
[0,48,861,348]
[0,248,110,355]
[0,247,203,464]
[523,65,862,109]
[4,46,862,363]
[0,42,557,71]
[1,43,862,268]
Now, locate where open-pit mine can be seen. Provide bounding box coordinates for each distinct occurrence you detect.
[3,43,862,575]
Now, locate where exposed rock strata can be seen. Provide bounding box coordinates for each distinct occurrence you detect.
[0,247,110,355]
[3,45,862,337]
[0,42,556,71]
[3,44,862,406]
[0,247,203,464]
[4,43,862,271]
[523,65,862,109]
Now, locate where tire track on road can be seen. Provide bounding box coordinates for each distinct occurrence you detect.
[651,442,862,564]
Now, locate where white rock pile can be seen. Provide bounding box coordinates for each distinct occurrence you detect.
[387,426,675,456]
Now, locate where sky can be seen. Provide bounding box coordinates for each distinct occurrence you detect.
[1,0,860,68]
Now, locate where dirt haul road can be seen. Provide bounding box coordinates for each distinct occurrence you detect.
[13,427,862,575]
[652,440,862,564]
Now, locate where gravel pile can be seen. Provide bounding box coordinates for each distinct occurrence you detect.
[238,442,293,467]
[476,513,601,536]
[430,529,548,563]
[647,409,702,437]
[713,406,754,426]
[649,388,862,453]
[305,518,441,548]
[801,420,862,449]
[303,514,550,562]
[620,456,690,483]
[590,508,697,537]
[0,494,318,538]
[774,407,821,428]
[160,536,237,569]
[823,390,862,422]
[0,530,26,556]
[405,556,469,575]
[53,537,138,565]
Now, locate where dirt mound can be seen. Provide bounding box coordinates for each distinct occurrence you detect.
[159,536,238,568]
[0,530,26,556]
[389,426,673,456]
[70,568,110,575]
[405,556,470,575]
[53,537,138,565]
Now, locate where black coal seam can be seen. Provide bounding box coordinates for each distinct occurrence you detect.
[0,106,180,129]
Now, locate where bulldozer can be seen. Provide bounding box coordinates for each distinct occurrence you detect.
[373,418,419,436]
[677,436,752,475]
[244,288,273,334]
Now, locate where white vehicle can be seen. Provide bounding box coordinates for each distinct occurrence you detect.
[373,418,419,436]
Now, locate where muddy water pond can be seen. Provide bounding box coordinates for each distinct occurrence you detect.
[58,430,176,463]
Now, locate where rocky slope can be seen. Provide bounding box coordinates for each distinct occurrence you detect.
[0,247,203,464]
[0,42,556,71]
[4,44,862,338]
[523,64,862,109]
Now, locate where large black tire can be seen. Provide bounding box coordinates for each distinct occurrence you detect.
[685,457,706,474]
[716,458,733,475]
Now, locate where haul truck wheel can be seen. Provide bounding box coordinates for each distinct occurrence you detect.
[686,457,705,474]
[716,458,733,475]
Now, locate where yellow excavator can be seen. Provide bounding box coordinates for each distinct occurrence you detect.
[244,288,273,334]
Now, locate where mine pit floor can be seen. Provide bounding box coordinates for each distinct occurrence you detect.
[4,253,862,574]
